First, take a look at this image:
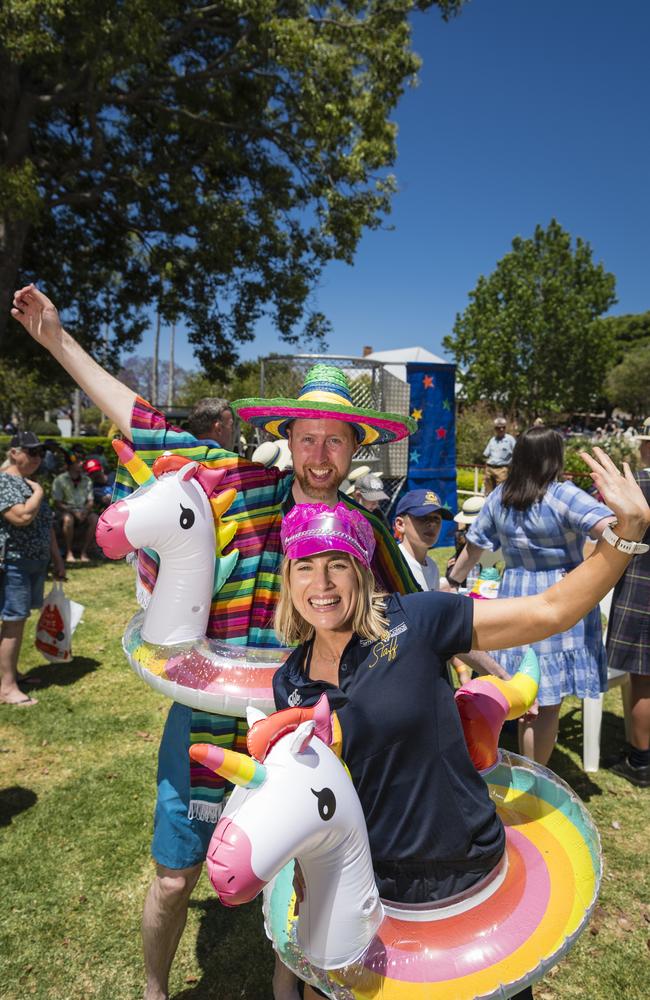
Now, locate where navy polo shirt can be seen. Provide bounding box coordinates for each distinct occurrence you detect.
[273,591,505,901]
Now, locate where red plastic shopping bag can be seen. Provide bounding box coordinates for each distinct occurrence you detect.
[35,582,84,663]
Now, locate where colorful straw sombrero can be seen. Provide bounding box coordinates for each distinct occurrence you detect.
[233,364,417,445]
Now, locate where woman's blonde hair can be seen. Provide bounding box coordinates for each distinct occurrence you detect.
[274,554,389,646]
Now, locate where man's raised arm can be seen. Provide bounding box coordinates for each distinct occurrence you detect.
[11,284,136,437]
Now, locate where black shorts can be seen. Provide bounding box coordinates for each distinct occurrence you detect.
[373,845,505,905]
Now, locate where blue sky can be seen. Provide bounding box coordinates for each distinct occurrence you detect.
[143,0,650,372]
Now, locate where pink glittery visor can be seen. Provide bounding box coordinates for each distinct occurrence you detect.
[281,502,375,570]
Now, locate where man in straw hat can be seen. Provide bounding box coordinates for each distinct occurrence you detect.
[11,284,418,1000]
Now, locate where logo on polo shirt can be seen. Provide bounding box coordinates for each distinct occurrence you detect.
[360,621,407,646]
[288,688,302,707]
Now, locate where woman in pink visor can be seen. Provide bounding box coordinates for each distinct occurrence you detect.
[272,448,649,1000]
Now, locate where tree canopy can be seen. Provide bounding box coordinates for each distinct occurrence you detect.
[1,0,461,377]
[605,343,650,418]
[443,220,617,423]
[0,359,70,427]
[595,310,650,365]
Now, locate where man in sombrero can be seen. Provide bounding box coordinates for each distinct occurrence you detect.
[11,284,419,1000]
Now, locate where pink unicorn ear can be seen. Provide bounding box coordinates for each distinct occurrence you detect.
[180,462,199,482]
[313,693,333,746]
[195,466,228,497]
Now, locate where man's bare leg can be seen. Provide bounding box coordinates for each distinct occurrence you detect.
[142,862,202,1000]
[80,512,98,561]
[61,513,76,561]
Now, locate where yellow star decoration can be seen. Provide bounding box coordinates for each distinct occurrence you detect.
[411,408,423,421]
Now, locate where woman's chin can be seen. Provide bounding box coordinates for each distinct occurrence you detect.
[313,617,353,635]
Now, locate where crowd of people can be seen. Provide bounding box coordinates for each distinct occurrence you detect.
[3,282,650,1000]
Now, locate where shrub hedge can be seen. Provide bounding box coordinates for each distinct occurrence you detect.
[0,435,118,466]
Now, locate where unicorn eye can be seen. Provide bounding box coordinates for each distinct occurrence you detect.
[311,787,336,821]
[179,503,195,529]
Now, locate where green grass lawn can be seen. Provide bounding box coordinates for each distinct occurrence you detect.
[1,560,648,1000]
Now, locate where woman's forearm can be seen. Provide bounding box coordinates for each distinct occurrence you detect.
[473,450,649,652]
[472,537,633,651]
[2,493,42,525]
[47,326,136,437]
[448,542,484,585]
[50,527,66,577]
[455,649,510,680]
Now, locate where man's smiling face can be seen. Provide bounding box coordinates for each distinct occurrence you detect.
[288,418,358,502]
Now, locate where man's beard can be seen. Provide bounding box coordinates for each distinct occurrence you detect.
[294,466,340,501]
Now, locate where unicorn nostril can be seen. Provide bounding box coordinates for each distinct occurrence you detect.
[227,876,235,884]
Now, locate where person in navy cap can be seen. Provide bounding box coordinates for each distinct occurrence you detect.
[394,489,453,591]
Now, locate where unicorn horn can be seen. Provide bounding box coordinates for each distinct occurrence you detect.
[189,744,267,789]
[455,650,540,772]
[112,439,155,487]
[476,648,540,720]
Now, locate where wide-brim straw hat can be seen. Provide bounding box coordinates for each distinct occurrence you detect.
[233,364,416,446]
[347,465,372,483]
[250,439,293,470]
[454,494,486,525]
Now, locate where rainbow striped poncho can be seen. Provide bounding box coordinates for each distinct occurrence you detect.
[114,397,418,817]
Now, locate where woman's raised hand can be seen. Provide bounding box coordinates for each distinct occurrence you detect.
[11,284,63,348]
[580,447,650,540]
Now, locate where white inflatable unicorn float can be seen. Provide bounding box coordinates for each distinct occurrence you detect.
[190,656,602,1000]
[96,440,288,715]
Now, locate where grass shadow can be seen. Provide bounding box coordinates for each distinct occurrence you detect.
[499,716,604,802]
[546,744,604,802]
[0,785,38,827]
[58,557,106,572]
[558,703,627,769]
[20,656,100,691]
[172,895,274,999]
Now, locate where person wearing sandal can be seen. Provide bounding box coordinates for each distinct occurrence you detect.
[0,431,65,706]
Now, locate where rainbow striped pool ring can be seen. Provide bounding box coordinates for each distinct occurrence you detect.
[263,750,601,999]
[123,611,289,716]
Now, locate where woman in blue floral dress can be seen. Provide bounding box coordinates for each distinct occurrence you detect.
[0,432,65,706]
[448,427,614,765]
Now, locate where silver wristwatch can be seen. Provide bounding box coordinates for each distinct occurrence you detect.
[602,522,649,555]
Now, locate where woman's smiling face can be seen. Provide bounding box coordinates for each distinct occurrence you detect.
[289,551,360,635]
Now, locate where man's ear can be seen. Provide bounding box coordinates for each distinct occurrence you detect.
[394,515,405,534]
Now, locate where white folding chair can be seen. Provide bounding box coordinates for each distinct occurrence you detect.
[582,590,632,772]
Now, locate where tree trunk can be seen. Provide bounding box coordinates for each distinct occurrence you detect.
[152,310,160,405]
[0,215,30,346]
[167,323,175,408]
[73,388,81,436]
[0,59,37,347]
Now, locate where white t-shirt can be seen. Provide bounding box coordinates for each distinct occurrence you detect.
[398,543,440,592]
